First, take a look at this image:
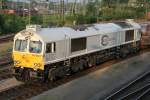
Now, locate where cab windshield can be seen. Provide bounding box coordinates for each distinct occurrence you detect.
[29,41,42,53]
[15,39,27,52]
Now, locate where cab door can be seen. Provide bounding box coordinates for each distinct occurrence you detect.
[45,42,56,62]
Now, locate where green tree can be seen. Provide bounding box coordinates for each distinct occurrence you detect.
[0,14,4,34]
[2,0,9,9]
[0,14,26,34]
[31,15,42,25]
[102,0,129,7]
[86,1,97,16]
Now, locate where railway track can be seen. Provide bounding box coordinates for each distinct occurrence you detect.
[0,49,149,100]
[0,68,13,81]
[0,64,13,81]
[0,52,12,66]
[105,71,150,100]
[0,59,12,67]
[0,34,14,43]
[0,54,13,81]
[104,69,150,100]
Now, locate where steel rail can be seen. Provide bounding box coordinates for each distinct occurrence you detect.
[105,71,150,100]
[136,87,150,100]
[119,84,150,100]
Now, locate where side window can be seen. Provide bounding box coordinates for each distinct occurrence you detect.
[46,42,56,53]
[71,38,86,52]
[125,30,134,42]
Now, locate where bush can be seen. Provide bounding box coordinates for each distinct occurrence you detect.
[31,15,42,25]
[0,14,27,34]
[100,6,144,21]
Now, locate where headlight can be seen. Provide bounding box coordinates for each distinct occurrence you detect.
[14,60,20,65]
[34,63,41,67]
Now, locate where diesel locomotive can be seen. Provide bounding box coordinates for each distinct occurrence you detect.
[12,20,141,82]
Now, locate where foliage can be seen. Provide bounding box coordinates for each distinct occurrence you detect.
[0,14,4,34]
[0,14,27,34]
[0,0,148,35]
[102,0,129,7]
[65,14,97,26]
[31,15,43,25]
[1,0,9,9]
[85,1,97,16]
[100,7,133,20]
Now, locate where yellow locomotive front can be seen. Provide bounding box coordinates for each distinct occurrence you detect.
[12,25,45,81]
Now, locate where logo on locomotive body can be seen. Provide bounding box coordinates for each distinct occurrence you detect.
[20,30,33,40]
[101,35,109,46]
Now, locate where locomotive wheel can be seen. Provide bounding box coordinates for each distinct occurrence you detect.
[121,53,127,58]
[43,67,49,83]
[82,60,88,68]
[14,68,31,82]
[133,48,137,54]
[71,63,83,73]
[21,68,31,82]
[71,65,79,73]
[79,64,84,71]
[14,68,25,82]
[57,67,66,78]
[120,48,128,58]
[13,68,22,81]
[78,60,84,71]
[88,56,96,67]
[66,67,72,76]
[48,68,57,82]
[115,54,121,59]
[96,58,101,65]
[15,74,23,81]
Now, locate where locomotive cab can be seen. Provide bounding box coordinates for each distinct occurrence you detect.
[13,25,45,80]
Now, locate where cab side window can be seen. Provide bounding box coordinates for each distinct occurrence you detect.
[46,42,56,53]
